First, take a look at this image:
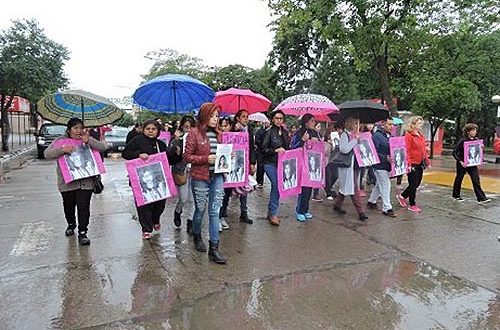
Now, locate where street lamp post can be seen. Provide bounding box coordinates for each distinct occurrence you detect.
[492,95,500,163]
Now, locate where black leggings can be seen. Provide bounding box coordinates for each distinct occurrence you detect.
[401,165,424,206]
[61,189,93,233]
[136,200,166,233]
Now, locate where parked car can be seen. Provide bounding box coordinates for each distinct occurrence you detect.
[104,126,129,157]
[36,123,66,159]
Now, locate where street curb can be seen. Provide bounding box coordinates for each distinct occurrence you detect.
[0,145,36,178]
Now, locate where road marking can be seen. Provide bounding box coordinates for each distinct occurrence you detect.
[9,221,52,256]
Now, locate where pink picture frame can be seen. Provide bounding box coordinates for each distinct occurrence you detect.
[300,140,325,188]
[53,138,106,184]
[389,136,409,177]
[278,149,302,199]
[126,153,177,206]
[221,131,249,145]
[353,132,380,167]
[159,131,171,146]
[224,144,249,188]
[464,139,483,167]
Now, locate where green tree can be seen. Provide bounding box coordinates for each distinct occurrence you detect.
[0,19,69,151]
[142,48,208,82]
[114,112,134,127]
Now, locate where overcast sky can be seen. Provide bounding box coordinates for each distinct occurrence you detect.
[1,0,274,99]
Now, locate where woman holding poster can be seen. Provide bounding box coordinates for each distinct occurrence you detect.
[184,102,227,264]
[44,118,107,246]
[262,110,290,226]
[333,117,368,221]
[290,114,320,222]
[123,120,170,240]
[451,123,490,204]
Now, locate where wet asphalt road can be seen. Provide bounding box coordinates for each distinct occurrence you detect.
[0,155,499,329]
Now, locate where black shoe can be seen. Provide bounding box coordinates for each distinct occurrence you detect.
[193,234,206,252]
[382,209,397,218]
[208,241,227,264]
[358,213,368,222]
[239,213,253,224]
[65,225,76,236]
[333,206,347,215]
[173,211,182,228]
[367,202,379,210]
[186,220,193,236]
[78,232,90,245]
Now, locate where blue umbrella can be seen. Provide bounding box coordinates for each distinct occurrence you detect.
[132,74,215,113]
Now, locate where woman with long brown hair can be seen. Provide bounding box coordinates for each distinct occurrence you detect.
[184,102,226,264]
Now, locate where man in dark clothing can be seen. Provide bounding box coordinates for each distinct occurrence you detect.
[126,123,142,144]
[254,121,270,186]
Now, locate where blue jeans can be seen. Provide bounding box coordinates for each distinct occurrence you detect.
[264,164,279,216]
[296,187,313,214]
[191,175,224,243]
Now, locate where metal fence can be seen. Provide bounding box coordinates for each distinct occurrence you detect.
[0,112,34,152]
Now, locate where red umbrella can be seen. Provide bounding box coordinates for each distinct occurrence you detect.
[214,88,271,114]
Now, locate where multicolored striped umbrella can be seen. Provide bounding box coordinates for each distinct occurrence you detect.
[37,90,123,126]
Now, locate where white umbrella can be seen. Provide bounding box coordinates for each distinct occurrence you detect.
[248,112,269,123]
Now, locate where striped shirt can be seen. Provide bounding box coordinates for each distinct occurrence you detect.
[207,129,218,173]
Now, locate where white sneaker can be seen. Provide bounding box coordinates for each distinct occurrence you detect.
[221,219,230,230]
[478,199,491,205]
[218,221,223,232]
[327,196,334,201]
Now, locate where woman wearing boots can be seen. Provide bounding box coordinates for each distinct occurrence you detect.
[333,117,368,221]
[44,118,107,245]
[219,109,256,229]
[452,123,490,204]
[123,120,169,239]
[397,116,430,213]
[184,102,227,264]
[169,115,196,235]
[290,114,320,221]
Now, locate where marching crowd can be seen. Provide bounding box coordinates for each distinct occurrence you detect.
[45,102,491,264]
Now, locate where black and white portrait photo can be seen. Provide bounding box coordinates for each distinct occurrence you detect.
[283,159,298,189]
[358,140,376,166]
[307,152,322,181]
[65,145,99,180]
[393,147,407,176]
[137,163,169,204]
[467,144,481,166]
[228,149,245,183]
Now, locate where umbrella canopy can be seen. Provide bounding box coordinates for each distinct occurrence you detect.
[132,74,214,113]
[274,93,339,118]
[338,100,390,124]
[392,117,404,125]
[214,88,271,114]
[37,90,123,127]
[248,112,269,123]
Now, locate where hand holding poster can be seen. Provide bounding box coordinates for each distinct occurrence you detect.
[215,144,232,173]
[301,140,325,188]
[224,144,249,188]
[126,153,177,206]
[54,138,106,184]
[354,132,380,167]
[278,148,302,199]
[389,136,408,177]
[464,139,483,167]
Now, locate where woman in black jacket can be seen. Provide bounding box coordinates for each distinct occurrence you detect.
[452,123,490,204]
[262,110,289,226]
[123,120,173,239]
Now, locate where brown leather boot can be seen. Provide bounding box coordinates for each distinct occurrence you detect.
[267,214,280,226]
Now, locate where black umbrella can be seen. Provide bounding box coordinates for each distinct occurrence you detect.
[337,100,390,124]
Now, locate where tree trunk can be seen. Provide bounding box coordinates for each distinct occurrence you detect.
[429,121,435,159]
[454,115,462,145]
[374,55,397,116]
[0,94,14,152]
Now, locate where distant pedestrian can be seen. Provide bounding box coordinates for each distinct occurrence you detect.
[452,123,490,204]
[397,116,430,213]
[254,121,270,187]
[44,118,107,245]
[126,123,142,144]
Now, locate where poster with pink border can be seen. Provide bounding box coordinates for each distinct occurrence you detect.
[54,138,106,184]
[464,139,483,167]
[353,132,380,167]
[301,140,325,188]
[126,153,177,207]
[222,131,249,145]
[278,149,302,199]
[224,144,249,188]
[389,137,409,177]
[159,131,171,146]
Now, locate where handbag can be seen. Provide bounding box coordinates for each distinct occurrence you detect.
[173,170,188,186]
[331,151,353,167]
[93,175,104,194]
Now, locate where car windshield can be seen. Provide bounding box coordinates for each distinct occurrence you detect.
[105,127,129,137]
[42,125,66,135]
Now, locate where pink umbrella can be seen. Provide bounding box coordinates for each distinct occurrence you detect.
[248,112,270,123]
[274,93,339,118]
[214,88,271,114]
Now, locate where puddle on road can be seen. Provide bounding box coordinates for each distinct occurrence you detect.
[127,259,498,330]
